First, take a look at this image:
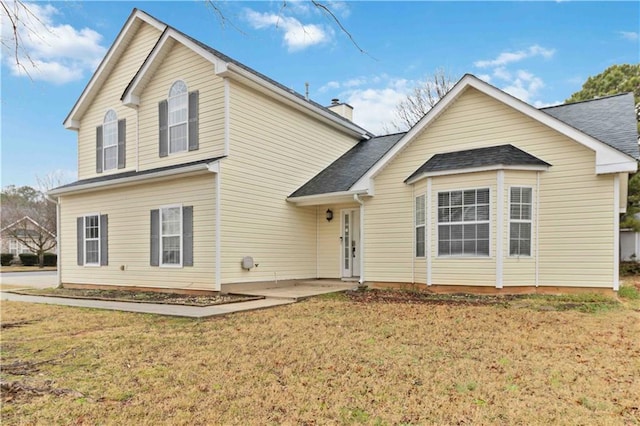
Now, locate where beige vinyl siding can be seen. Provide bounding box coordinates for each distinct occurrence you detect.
[77,23,162,180]
[59,173,216,290]
[137,42,225,171]
[430,172,497,286]
[503,170,538,287]
[367,87,615,288]
[317,203,359,278]
[221,81,359,283]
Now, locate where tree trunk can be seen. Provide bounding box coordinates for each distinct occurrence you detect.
[38,252,44,269]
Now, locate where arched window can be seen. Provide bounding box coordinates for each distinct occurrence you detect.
[168,80,188,153]
[103,109,118,170]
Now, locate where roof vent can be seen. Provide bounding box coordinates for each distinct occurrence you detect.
[331,98,340,105]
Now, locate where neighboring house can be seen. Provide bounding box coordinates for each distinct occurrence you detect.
[49,9,638,293]
[620,213,640,261]
[0,216,57,256]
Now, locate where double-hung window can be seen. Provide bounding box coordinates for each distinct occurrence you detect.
[161,206,182,266]
[102,110,118,171]
[150,205,193,267]
[168,81,188,154]
[509,187,532,256]
[438,188,490,257]
[415,194,426,257]
[77,214,108,266]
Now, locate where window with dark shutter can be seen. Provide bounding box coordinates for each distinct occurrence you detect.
[159,101,168,157]
[150,209,160,266]
[117,119,126,169]
[188,91,199,151]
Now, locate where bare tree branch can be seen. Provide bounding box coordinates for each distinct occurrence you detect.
[388,68,457,131]
[310,0,368,56]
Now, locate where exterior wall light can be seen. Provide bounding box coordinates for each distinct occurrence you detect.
[326,209,333,222]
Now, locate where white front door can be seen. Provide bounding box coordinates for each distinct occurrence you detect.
[341,209,360,278]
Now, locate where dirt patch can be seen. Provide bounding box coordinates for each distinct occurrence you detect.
[344,288,621,313]
[12,288,261,307]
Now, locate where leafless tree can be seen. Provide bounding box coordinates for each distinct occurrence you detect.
[388,68,457,132]
[1,185,57,267]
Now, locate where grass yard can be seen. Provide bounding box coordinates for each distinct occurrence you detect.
[1,291,639,425]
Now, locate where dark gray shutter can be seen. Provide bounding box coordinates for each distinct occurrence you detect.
[183,206,193,267]
[117,119,126,169]
[77,217,84,266]
[188,91,199,151]
[159,100,168,157]
[100,214,108,266]
[150,209,159,266]
[96,126,103,173]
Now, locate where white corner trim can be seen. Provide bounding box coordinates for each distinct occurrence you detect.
[354,194,365,284]
[224,78,230,156]
[215,164,222,291]
[614,174,620,291]
[496,170,505,289]
[535,172,541,287]
[426,178,432,286]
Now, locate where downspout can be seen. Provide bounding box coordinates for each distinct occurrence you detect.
[535,171,541,287]
[207,161,222,291]
[354,193,365,285]
[45,193,62,288]
[135,105,140,171]
[613,174,620,291]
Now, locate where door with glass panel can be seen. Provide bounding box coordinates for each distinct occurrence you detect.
[341,209,360,278]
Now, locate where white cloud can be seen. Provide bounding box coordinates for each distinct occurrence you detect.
[1,1,106,84]
[244,9,332,51]
[501,70,545,103]
[321,75,413,134]
[492,66,511,81]
[474,44,555,68]
[619,31,639,41]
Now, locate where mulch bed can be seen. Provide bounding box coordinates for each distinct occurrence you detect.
[10,288,262,307]
[344,289,519,306]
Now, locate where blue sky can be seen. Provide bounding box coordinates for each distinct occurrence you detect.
[1,1,638,189]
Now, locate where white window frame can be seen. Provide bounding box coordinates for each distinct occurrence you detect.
[167,80,188,154]
[437,187,491,258]
[160,204,183,267]
[103,109,118,171]
[84,213,100,266]
[508,186,533,258]
[415,194,426,258]
[9,240,19,256]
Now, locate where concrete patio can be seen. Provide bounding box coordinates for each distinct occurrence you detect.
[223,279,358,301]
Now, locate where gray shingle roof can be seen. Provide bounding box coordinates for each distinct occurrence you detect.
[51,157,223,192]
[289,133,405,198]
[540,92,638,159]
[405,144,550,182]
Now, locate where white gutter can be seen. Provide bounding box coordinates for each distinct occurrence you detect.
[614,174,620,291]
[354,193,365,285]
[288,190,369,206]
[49,160,221,197]
[219,63,370,140]
[44,193,62,288]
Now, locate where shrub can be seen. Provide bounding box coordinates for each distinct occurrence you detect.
[1,253,14,266]
[619,261,640,276]
[19,253,38,266]
[43,252,57,267]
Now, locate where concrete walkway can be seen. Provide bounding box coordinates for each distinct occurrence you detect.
[0,279,355,318]
[1,292,294,318]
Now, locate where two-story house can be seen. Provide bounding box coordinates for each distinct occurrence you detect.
[49,9,638,294]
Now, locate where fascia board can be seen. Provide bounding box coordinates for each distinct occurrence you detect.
[405,164,550,185]
[220,63,370,139]
[63,10,166,129]
[287,190,368,206]
[48,160,219,197]
[351,74,638,190]
[122,29,228,105]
